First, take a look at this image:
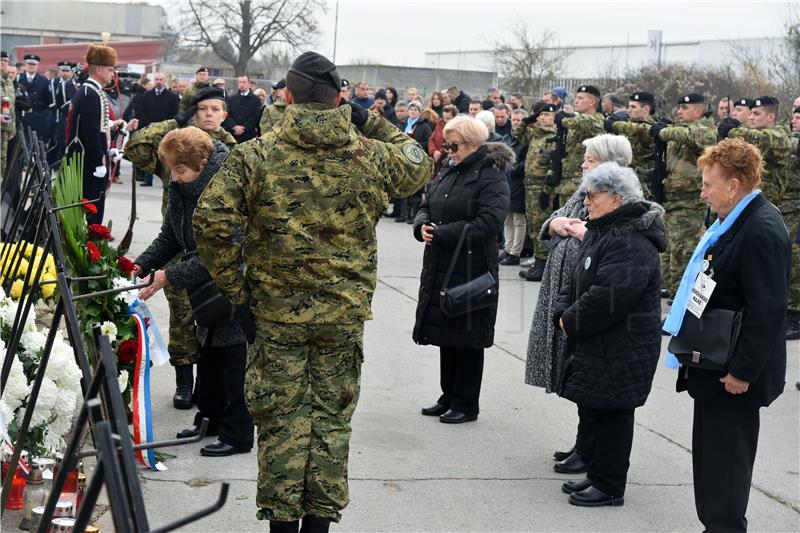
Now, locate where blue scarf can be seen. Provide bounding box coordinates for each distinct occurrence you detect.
[404,116,419,134]
[663,190,760,368]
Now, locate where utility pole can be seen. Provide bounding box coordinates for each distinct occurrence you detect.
[332,0,340,63]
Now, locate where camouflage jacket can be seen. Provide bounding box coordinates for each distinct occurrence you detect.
[558,112,605,195]
[782,134,800,211]
[729,125,794,204]
[192,103,434,325]
[0,73,15,133]
[659,116,717,197]
[179,81,210,113]
[613,115,657,176]
[514,124,556,186]
[259,96,286,134]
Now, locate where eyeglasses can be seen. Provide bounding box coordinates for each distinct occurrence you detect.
[585,190,612,201]
[443,142,460,153]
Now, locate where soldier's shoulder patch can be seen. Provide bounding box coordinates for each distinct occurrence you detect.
[402,143,425,164]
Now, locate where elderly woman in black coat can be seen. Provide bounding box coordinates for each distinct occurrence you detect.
[553,162,665,507]
[413,115,511,424]
[133,126,254,457]
[665,139,790,532]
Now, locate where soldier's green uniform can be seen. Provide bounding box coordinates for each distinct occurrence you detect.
[728,125,794,205]
[782,134,800,321]
[259,95,286,133]
[193,92,432,523]
[514,121,555,260]
[658,114,718,293]
[125,118,236,367]
[613,115,657,199]
[556,111,605,201]
[180,80,210,113]
[0,65,16,177]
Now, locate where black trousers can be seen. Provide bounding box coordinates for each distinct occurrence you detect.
[193,342,254,449]
[437,346,484,416]
[577,405,635,497]
[692,402,760,533]
[574,405,595,459]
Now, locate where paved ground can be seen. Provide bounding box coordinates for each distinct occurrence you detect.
[5,165,799,532]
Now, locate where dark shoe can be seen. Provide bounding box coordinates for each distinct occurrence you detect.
[523,258,545,281]
[500,254,520,266]
[562,477,592,494]
[270,521,299,533]
[553,450,589,474]
[553,445,575,461]
[200,440,251,457]
[173,364,193,410]
[660,288,671,299]
[568,485,624,507]
[421,403,449,416]
[176,424,218,439]
[439,409,478,424]
[786,311,800,340]
[394,215,407,223]
[499,249,509,260]
[300,515,330,533]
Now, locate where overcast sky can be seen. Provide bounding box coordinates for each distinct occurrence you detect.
[149,0,796,67]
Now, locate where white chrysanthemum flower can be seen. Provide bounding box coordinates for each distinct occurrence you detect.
[0,286,5,299]
[28,378,58,427]
[99,321,118,341]
[0,298,18,327]
[118,369,129,393]
[20,327,47,355]
[3,356,29,411]
[112,277,138,306]
[0,398,13,429]
[53,389,77,418]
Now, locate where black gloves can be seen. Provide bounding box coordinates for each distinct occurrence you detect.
[341,101,369,129]
[717,117,741,139]
[538,191,551,210]
[175,105,197,128]
[650,121,668,142]
[523,113,539,126]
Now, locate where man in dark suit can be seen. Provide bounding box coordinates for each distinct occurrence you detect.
[66,44,117,224]
[224,75,260,143]
[48,61,77,168]
[18,54,53,144]
[135,72,179,185]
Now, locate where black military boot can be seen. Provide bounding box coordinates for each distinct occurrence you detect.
[270,521,299,533]
[300,516,330,533]
[406,198,420,224]
[786,311,800,340]
[394,199,407,223]
[523,258,545,282]
[173,364,193,410]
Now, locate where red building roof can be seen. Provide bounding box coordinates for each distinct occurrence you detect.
[14,40,168,71]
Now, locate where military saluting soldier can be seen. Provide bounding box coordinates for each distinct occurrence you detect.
[49,61,77,168]
[651,93,718,296]
[18,54,53,144]
[612,91,658,199]
[124,86,237,409]
[783,106,800,340]
[193,51,432,532]
[1,51,16,177]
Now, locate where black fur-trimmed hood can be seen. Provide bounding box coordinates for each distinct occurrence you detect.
[482,142,516,172]
[589,200,667,253]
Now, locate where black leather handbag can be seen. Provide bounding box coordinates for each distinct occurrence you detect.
[439,224,498,318]
[187,278,236,327]
[667,308,743,371]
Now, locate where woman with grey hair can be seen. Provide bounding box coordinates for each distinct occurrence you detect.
[525,134,634,473]
[475,110,503,142]
[552,161,665,506]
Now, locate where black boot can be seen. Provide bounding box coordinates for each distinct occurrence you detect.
[270,521,299,533]
[523,258,545,282]
[394,199,407,223]
[300,516,330,533]
[786,311,800,340]
[173,364,193,409]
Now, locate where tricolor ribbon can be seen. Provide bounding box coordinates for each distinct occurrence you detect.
[2,437,30,477]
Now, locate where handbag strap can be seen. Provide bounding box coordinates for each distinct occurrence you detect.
[441,224,470,291]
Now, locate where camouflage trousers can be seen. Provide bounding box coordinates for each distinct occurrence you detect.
[246,321,364,523]
[524,180,554,261]
[783,209,800,313]
[1,131,8,178]
[662,199,705,294]
[164,254,199,366]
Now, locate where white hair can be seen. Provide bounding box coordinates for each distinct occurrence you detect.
[475,110,496,133]
[582,134,632,167]
[581,162,643,205]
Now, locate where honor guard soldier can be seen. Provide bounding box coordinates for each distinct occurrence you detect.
[732,98,754,124]
[18,54,53,144]
[125,86,237,408]
[49,61,77,168]
[556,85,605,202]
[1,51,16,177]
[611,92,658,198]
[180,66,211,113]
[260,78,287,132]
[650,93,718,295]
[787,107,800,339]
[193,51,432,532]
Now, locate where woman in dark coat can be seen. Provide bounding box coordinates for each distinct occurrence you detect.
[413,115,512,424]
[395,100,434,223]
[133,127,254,457]
[664,139,790,532]
[553,162,665,507]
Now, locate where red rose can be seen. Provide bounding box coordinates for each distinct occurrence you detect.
[117,256,136,275]
[117,339,138,364]
[82,199,98,215]
[88,224,112,240]
[86,241,101,262]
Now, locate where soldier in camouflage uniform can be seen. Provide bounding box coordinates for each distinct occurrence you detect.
[727,96,794,206]
[555,85,605,203]
[652,93,718,295]
[125,87,237,409]
[260,78,287,133]
[179,67,211,113]
[612,92,658,199]
[513,102,557,281]
[192,52,432,532]
[0,51,16,177]
[784,106,800,339]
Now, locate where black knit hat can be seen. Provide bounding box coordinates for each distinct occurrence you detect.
[288,51,341,90]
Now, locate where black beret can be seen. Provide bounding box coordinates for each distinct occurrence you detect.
[57,61,72,69]
[189,86,226,107]
[270,78,286,90]
[752,96,779,108]
[374,89,387,100]
[794,106,800,114]
[0,51,7,59]
[288,51,341,90]
[539,103,558,113]
[734,98,754,108]
[196,67,209,74]
[577,85,601,98]
[678,93,705,104]
[340,78,350,88]
[24,54,40,64]
[630,91,655,104]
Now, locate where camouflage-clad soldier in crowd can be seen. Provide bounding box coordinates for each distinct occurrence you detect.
[726,96,794,205]
[784,106,800,339]
[513,101,557,282]
[124,87,236,409]
[556,85,605,203]
[179,66,211,113]
[192,52,432,532]
[0,51,16,177]
[260,78,287,133]
[651,93,718,295]
[612,91,658,199]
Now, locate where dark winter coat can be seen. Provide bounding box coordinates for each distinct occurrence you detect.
[453,91,471,114]
[507,140,528,213]
[135,141,246,347]
[676,194,790,408]
[139,87,179,128]
[399,117,433,148]
[412,143,513,349]
[553,201,666,409]
[225,92,262,142]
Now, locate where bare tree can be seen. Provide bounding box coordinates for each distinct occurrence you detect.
[180,0,324,76]
[492,25,571,96]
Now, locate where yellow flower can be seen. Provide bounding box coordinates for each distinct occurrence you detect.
[23,242,34,257]
[10,279,24,299]
[41,282,56,299]
[17,258,29,276]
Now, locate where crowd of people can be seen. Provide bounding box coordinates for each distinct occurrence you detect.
[2,42,799,533]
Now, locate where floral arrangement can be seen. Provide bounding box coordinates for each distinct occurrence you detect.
[0,241,59,302]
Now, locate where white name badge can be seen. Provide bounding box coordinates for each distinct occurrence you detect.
[687,272,716,318]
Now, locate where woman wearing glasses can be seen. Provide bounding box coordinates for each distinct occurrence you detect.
[412,115,512,423]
